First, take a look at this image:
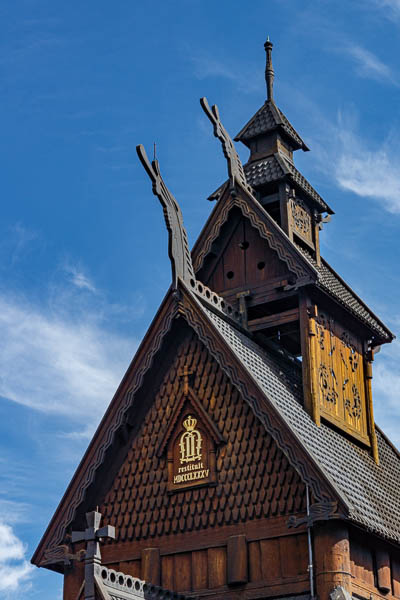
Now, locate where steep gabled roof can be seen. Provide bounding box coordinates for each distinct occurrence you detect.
[296,246,394,342]
[195,184,392,344]
[201,301,400,543]
[209,153,333,215]
[235,101,309,152]
[32,281,400,569]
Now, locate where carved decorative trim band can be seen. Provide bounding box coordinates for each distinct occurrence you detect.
[193,191,313,282]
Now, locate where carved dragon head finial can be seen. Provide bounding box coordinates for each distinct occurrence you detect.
[136,143,243,325]
[200,97,253,197]
[264,36,274,102]
[136,144,195,289]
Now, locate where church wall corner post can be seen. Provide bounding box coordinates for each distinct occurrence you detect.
[314,521,352,599]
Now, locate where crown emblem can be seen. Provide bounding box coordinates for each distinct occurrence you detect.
[183,415,197,432]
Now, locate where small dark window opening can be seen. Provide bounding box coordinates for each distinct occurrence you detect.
[257,261,266,270]
[226,271,234,279]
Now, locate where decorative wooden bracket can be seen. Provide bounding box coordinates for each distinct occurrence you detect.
[42,543,86,567]
[287,500,341,528]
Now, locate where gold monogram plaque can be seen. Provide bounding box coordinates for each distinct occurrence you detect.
[165,408,218,492]
[172,415,210,487]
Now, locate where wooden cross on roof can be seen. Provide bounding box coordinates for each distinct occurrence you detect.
[72,510,115,600]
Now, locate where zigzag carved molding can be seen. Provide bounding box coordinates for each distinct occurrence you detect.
[41,303,180,561]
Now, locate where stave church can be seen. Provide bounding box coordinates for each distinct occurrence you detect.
[32,39,400,600]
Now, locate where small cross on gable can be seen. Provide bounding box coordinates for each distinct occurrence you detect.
[178,365,193,396]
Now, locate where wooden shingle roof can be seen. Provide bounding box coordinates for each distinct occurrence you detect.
[235,100,309,152]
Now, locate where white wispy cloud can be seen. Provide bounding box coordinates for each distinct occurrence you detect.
[0,502,34,597]
[301,101,400,213]
[0,255,140,439]
[189,53,261,94]
[0,291,135,431]
[372,0,400,20]
[0,501,29,525]
[0,521,33,596]
[63,263,97,293]
[334,123,400,213]
[344,44,397,85]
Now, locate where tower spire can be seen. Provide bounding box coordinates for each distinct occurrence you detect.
[264,36,274,102]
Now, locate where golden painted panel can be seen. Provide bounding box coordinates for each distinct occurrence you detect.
[313,311,368,442]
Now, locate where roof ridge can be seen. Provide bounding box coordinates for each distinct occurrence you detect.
[319,255,394,340]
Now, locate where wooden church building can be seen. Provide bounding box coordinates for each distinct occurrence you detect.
[32,40,400,600]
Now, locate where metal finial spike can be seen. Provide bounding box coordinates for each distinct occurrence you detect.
[264,37,274,102]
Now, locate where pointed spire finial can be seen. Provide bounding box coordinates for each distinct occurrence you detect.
[264,36,274,102]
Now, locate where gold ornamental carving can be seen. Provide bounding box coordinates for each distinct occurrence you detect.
[179,415,202,463]
[312,309,368,442]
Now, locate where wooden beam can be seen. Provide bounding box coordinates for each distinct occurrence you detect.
[364,352,379,465]
[141,548,160,585]
[279,183,292,240]
[227,535,248,585]
[248,308,299,332]
[376,549,391,593]
[299,293,320,426]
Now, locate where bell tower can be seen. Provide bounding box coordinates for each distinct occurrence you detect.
[234,38,331,267]
[193,39,393,461]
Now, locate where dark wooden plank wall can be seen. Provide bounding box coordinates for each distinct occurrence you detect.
[205,215,290,294]
[101,533,309,597]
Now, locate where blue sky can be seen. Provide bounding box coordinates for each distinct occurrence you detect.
[1,1,400,597]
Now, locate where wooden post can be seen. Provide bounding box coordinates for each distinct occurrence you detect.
[299,293,320,426]
[63,560,84,600]
[279,183,292,239]
[364,351,379,465]
[227,534,248,585]
[141,548,160,585]
[314,213,321,267]
[376,549,391,594]
[314,522,352,598]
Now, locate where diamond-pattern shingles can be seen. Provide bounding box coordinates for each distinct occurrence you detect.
[280,155,330,213]
[244,155,285,187]
[235,102,306,150]
[100,334,306,542]
[243,155,330,214]
[237,103,277,140]
[204,307,400,544]
[296,245,391,341]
